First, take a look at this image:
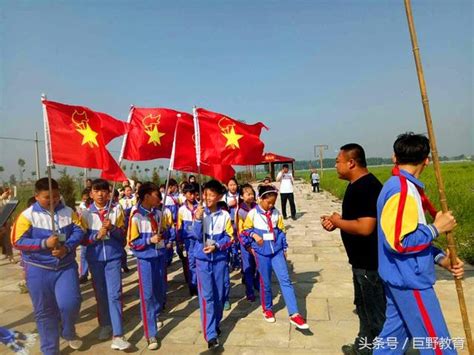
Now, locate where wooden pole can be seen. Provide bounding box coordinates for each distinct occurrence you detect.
[404,1,473,352]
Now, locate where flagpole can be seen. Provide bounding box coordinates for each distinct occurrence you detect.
[403,1,473,351]
[41,94,57,239]
[105,105,134,218]
[192,107,206,245]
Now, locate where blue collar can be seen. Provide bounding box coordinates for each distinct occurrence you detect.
[89,202,114,213]
[397,169,425,189]
[205,207,222,216]
[256,205,273,215]
[32,201,65,214]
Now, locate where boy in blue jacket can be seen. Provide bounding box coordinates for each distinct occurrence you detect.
[128,182,174,350]
[11,178,83,354]
[375,133,464,354]
[193,180,233,350]
[242,185,309,330]
[81,179,130,350]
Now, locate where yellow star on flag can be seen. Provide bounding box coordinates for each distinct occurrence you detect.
[76,123,99,148]
[222,126,243,149]
[145,126,166,146]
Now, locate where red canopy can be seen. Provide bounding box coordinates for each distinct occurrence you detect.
[260,152,295,164]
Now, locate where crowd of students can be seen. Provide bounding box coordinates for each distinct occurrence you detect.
[10,173,309,354]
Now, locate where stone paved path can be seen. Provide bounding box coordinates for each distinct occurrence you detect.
[0,180,472,354]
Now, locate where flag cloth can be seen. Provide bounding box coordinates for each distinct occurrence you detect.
[42,100,128,181]
[172,113,235,182]
[122,107,181,161]
[196,108,267,165]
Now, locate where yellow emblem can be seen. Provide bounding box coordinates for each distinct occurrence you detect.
[72,111,99,148]
[218,117,243,149]
[143,114,166,146]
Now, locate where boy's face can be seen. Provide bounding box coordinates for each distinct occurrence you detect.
[144,190,161,208]
[124,187,133,197]
[204,189,221,209]
[91,188,110,207]
[185,191,195,203]
[283,167,289,173]
[35,189,61,209]
[169,185,178,194]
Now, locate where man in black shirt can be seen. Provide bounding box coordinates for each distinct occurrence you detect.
[321,143,385,355]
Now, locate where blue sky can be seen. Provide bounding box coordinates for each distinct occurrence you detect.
[0,0,472,178]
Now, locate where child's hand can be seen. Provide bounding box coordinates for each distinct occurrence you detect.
[320,216,336,231]
[203,245,216,254]
[253,233,264,246]
[102,218,113,230]
[52,246,68,259]
[166,242,173,250]
[46,235,59,249]
[433,211,457,234]
[440,249,464,279]
[195,205,204,220]
[97,227,108,240]
[150,234,162,244]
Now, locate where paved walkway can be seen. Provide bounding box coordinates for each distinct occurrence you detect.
[0,180,472,354]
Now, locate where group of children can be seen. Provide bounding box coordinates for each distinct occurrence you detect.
[10,173,309,353]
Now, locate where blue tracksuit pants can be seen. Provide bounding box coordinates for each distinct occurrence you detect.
[255,250,298,315]
[184,239,197,289]
[196,258,226,341]
[89,258,123,336]
[136,256,166,340]
[240,244,259,297]
[79,245,88,277]
[25,262,81,355]
[374,285,456,355]
[224,252,231,303]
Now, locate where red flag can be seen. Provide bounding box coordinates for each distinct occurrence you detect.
[172,113,235,182]
[122,107,181,161]
[196,108,267,165]
[43,100,128,181]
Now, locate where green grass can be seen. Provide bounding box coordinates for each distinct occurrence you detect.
[298,162,474,264]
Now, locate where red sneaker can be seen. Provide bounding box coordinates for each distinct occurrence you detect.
[263,310,276,323]
[290,314,309,330]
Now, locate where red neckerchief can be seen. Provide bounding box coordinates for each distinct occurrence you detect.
[392,166,437,219]
[262,208,275,241]
[148,212,158,234]
[185,201,198,218]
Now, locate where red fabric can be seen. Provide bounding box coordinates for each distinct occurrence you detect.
[98,209,107,222]
[413,290,442,355]
[260,152,295,164]
[196,108,267,165]
[264,210,275,240]
[173,114,236,182]
[148,212,158,234]
[43,100,127,181]
[122,107,182,161]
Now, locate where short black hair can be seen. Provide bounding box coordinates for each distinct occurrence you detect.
[282,164,289,169]
[191,182,200,193]
[258,185,278,199]
[91,179,110,191]
[241,183,256,196]
[203,179,225,195]
[393,132,430,165]
[81,188,91,196]
[182,183,196,194]
[263,176,271,182]
[35,177,58,192]
[167,178,178,187]
[138,182,161,201]
[228,177,238,185]
[188,175,196,181]
[340,143,367,168]
[217,201,229,211]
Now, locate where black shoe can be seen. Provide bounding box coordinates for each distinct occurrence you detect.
[283,216,288,220]
[341,344,357,355]
[189,286,198,296]
[207,338,219,349]
[216,327,221,336]
[79,275,88,284]
[291,216,297,221]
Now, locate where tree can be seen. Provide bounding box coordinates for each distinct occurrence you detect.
[9,174,16,185]
[151,169,160,185]
[18,158,26,182]
[0,165,4,182]
[58,168,76,209]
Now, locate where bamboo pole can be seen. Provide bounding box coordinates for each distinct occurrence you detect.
[403,1,473,352]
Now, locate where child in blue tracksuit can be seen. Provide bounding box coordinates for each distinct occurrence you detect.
[77,188,91,284]
[192,180,233,350]
[242,185,309,330]
[375,133,464,355]
[128,182,174,351]
[236,183,259,302]
[11,178,83,354]
[163,178,181,266]
[81,179,130,351]
[177,183,199,296]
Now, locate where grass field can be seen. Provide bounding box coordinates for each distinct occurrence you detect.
[296,162,474,264]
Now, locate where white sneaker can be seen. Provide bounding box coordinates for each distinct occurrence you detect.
[157,321,164,330]
[68,338,82,350]
[98,326,112,340]
[111,336,131,351]
[147,337,159,350]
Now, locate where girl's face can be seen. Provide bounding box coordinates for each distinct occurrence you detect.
[242,189,255,204]
[259,194,277,211]
[227,180,238,194]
